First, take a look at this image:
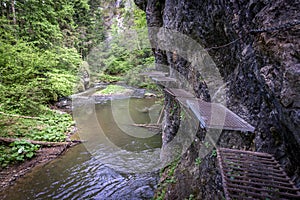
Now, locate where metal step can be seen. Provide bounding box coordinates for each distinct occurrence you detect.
[164,88,195,98]
[139,71,168,77]
[187,99,255,132]
[150,76,178,87]
[217,148,300,200]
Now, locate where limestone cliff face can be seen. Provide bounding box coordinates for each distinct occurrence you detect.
[135,0,299,198]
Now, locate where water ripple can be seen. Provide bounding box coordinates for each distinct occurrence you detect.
[0,99,161,200]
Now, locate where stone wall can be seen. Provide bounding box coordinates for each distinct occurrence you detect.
[135,0,300,198]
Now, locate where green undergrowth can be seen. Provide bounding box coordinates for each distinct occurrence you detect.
[155,157,181,200]
[95,85,132,95]
[0,140,40,168]
[0,110,74,168]
[98,73,123,83]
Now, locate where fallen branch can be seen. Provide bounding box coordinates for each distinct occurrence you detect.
[157,105,165,124]
[132,123,162,129]
[0,137,84,146]
[0,112,42,120]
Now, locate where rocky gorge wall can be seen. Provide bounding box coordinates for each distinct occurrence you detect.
[135,0,299,199]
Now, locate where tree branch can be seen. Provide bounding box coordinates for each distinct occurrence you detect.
[0,137,83,146]
[0,112,43,120]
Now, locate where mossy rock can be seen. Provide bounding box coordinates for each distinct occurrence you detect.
[94,85,133,96]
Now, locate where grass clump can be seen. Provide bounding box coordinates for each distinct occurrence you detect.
[98,73,123,83]
[96,85,132,95]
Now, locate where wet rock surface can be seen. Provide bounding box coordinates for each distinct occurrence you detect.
[135,0,300,198]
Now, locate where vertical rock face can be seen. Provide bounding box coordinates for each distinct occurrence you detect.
[135,0,300,198]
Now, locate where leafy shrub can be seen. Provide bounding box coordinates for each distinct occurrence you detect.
[9,140,40,161]
[0,140,40,168]
[25,112,73,142]
[98,73,123,83]
[0,110,74,168]
[0,41,81,115]
[97,85,131,95]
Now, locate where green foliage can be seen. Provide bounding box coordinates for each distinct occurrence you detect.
[133,7,147,29]
[156,157,181,200]
[195,157,202,166]
[98,73,123,83]
[211,149,217,157]
[204,141,211,148]
[86,4,156,90]
[0,111,74,142]
[103,51,134,75]
[97,85,131,95]
[28,113,73,142]
[155,190,166,200]
[180,111,186,120]
[0,140,40,168]
[73,0,106,57]
[0,111,74,168]
[185,194,196,200]
[45,69,78,101]
[1,0,105,53]
[0,0,105,169]
[0,40,81,115]
[10,140,40,160]
[122,56,158,90]
[0,0,103,51]
[0,146,10,168]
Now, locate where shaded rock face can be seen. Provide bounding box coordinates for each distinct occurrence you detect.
[135,0,300,198]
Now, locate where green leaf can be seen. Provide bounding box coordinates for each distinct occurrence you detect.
[26,152,34,158]
[18,146,25,154]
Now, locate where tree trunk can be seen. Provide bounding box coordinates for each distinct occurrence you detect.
[11,0,16,24]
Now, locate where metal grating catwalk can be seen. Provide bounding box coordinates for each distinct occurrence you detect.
[164,88,195,98]
[139,71,168,77]
[217,148,300,200]
[150,77,178,88]
[187,99,255,132]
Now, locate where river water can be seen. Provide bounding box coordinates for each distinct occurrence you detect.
[0,97,162,200]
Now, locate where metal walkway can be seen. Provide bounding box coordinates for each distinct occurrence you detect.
[164,88,255,132]
[140,72,255,131]
[141,71,300,199]
[187,99,255,132]
[217,148,300,200]
[139,71,168,77]
[164,88,195,98]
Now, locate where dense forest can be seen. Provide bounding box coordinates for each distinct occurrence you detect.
[0,0,105,115]
[0,0,153,168]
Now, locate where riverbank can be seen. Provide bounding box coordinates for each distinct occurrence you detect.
[0,85,161,193]
[0,105,79,192]
[0,96,162,200]
[0,143,78,191]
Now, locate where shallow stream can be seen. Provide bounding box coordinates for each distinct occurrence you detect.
[1,97,162,200]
